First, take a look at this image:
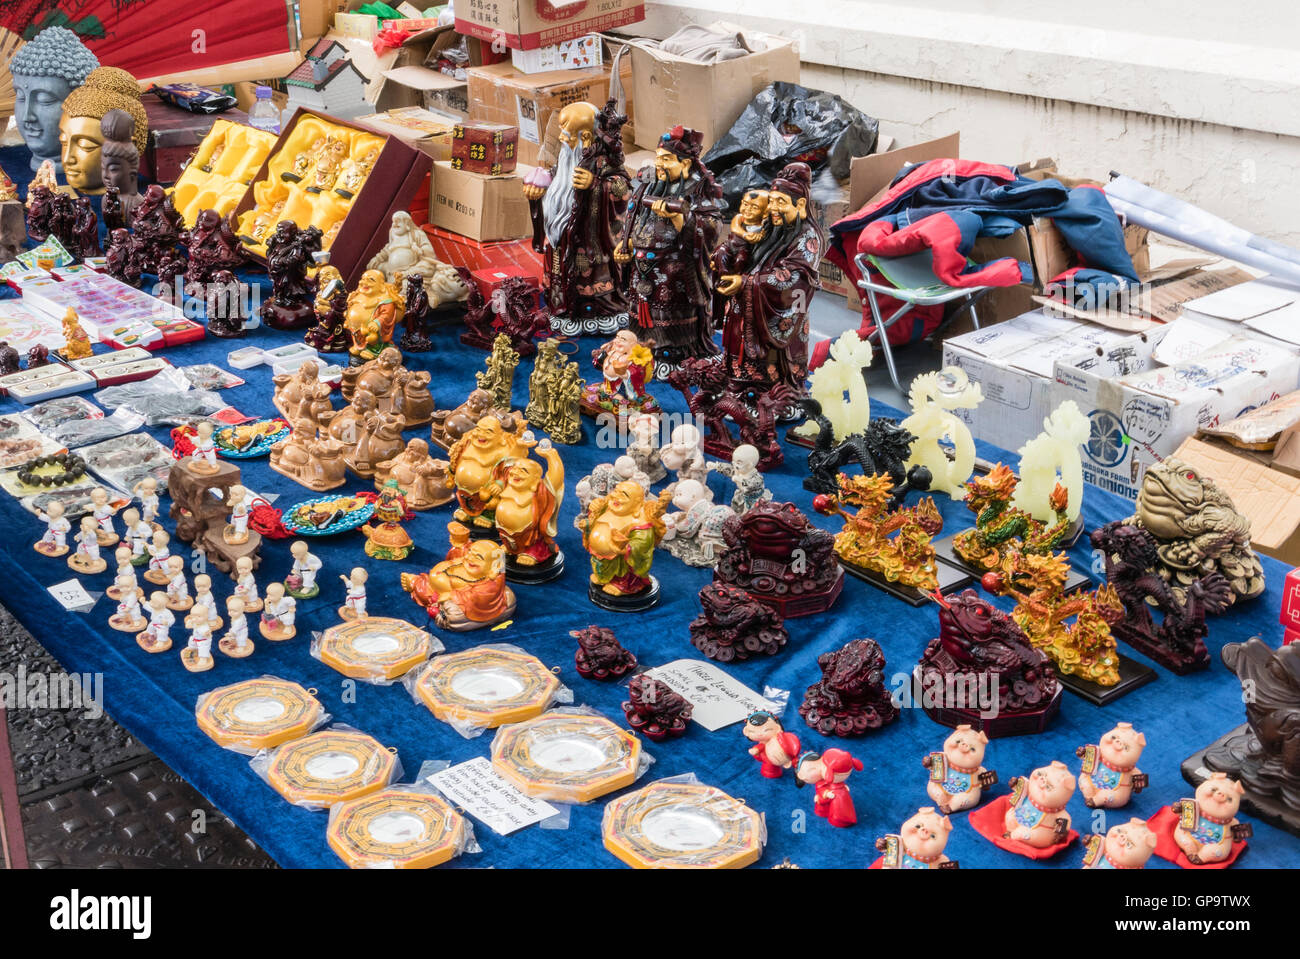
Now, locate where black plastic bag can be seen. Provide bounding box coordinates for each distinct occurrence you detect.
[702,81,879,213]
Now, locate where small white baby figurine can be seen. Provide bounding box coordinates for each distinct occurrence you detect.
[182,619,215,673]
[234,555,262,613]
[339,566,368,620]
[164,555,193,611]
[224,484,251,545]
[89,486,120,547]
[188,421,219,474]
[659,423,709,488]
[137,592,176,653]
[286,540,322,598]
[260,582,297,640]
[69,516,106,573]
[186,573,223,631]
[106,546,136,599]
[121,507,151,563]
[108,574,146,632]
[220,596,254,658]
[144,529,172,585]
[627,411,667,483]
[661,479,735,567]
[133,476,161,526]
[34,501,71,557]
[712,444,772,514]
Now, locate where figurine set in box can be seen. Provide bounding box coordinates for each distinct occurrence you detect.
[171,118,277,226]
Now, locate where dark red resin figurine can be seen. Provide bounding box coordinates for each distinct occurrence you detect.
[205,270,248,339]
[128,184,184,278]
[917,588,1062,737]
[399,272,433,353]
[1091,521,1232,674]
[666,355,797,470]
[259,221,322,330]
[461,274,546,356]
[800,638,899,736]
[689,581,789,662]
[714,500,843,618]
[622,674,692,741]
[571,625,637,681]
[181,208,247,284]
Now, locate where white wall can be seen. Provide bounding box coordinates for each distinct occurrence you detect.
[630,0,1300,245]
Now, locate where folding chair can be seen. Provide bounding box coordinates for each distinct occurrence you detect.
[854,252,993,393]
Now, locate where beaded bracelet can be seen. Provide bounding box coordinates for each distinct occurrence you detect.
[15,452,88,488]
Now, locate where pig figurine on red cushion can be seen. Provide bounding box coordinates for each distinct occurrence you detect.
[1173,773,1247,865]
[1077,722,1148,809]
[923,724,996,813]
[1082,818,1157,870]
[877,807,957,869]
[1004,760,1075,847]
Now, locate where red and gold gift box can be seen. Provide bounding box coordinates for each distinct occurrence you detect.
[450,122,519,176]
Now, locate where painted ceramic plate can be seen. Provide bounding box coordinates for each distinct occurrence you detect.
[415,648,560,731]
[282,494,376,536]
[264,729,397,807]
[317,617,432,681]
[196,678,323,752]
[215,419,290,458]
[603,781,765,869]
[327,788,469,869]
[491,713,641,803]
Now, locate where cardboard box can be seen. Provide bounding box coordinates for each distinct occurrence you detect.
[455,0,644,51]
[234,106,432,288]
[847,132,961,212]
[423,225,544,281]
[429,161,533,242]
[379,25,495,120]
[1172,435,1300,567]
[1179,278,1300,351]
[356,107,457,161]
[466,59,631,167]
[941,309,1129,452]
[511,34,603,74]
[628,28,799,154]
[451,122,520,175]
[1053,331,1300,501]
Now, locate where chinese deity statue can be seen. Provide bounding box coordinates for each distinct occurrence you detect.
[447,415,530,533]
[401,529,517,631]
[128,184,184,279]
[365,210,468,308]
[578,480,673,611]
[582,329,657,419]
[712,162,822,401]
[304,265,350,352]
[11,26,99,173]
[615,126,722,373]
[345,269,405,364]
[259,221,322,330]
[59,65,148,194]
[524,98,631,335]
[181,209,247,284]
[100,108,142,225]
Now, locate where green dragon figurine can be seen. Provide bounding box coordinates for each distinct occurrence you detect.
[952,463,1072,571]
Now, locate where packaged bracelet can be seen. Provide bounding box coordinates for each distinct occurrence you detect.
[20,396,104,433]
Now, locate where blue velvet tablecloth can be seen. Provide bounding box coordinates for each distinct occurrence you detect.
[1,146,1297,869]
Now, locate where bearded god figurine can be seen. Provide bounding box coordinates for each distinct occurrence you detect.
[11,26,99,174]
[615,126,723,374]
[345,270,405,364]
[524,99,631,336]
[713,162,822,399]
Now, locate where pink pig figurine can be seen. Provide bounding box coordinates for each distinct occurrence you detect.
[1173,773,1250,865]
[1003,761,1074,847]
[1081,818,1157,869]
[877,807,957,869]
[1077,722,1147,808]
[923,725,996,813]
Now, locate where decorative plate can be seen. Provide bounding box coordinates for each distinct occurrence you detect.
[281,494,376,536]
[491,713,641,803]
[602,781,765,869]
[317,617,432,681]
[265,729,396,807]
[196,678,323,752]
[327,788,469,869]
[415,648,560,731]
[214,419,290,458]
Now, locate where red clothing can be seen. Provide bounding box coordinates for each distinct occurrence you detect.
[815,780,857,828]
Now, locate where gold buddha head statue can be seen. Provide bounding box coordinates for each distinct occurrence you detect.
[59,66,148,194]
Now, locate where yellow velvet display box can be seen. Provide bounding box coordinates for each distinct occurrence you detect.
[169,118,278,228]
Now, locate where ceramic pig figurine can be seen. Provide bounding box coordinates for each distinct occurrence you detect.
[923,725,996,813]
[1077,722,1147,808]
[1173,773,1250,865]
[877,807,957,869]
[1004,761,1075,847]
[1082,818,1157,870]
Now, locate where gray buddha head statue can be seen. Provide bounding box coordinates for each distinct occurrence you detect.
[11,26,100,173]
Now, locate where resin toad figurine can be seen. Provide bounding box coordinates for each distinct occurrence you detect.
[689,582,788,662]
[799,638,899,737]
[571,625,637,681]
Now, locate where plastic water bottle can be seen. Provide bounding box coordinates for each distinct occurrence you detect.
[248,85,281,135]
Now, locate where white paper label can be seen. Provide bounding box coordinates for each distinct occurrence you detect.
[426,757,557,835]
[647,659,779,731]
[515,95,540,144]
[49,578,94,612]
